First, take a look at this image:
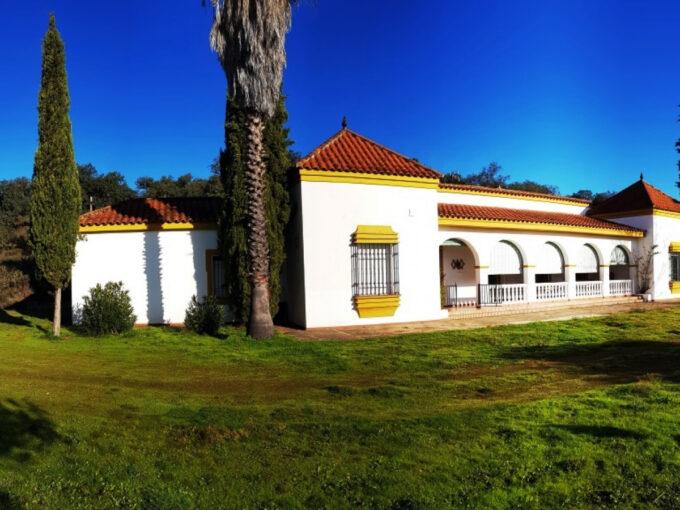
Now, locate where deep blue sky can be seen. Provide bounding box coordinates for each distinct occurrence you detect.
[1,0,679,196]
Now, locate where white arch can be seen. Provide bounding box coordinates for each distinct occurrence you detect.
[536,242,565,274]
[610,245,630,266]
[576,244,600,273]
[489,240,523,275]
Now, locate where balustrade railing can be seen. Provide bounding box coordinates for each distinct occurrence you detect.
[536,282,568,301]
[478,284,526,305]
[609,279,632,295]
[575,281,603,298]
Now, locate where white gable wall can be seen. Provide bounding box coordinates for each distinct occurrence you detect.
[298,180,447,328]
[652,215,680,300]
[72,230,218,325]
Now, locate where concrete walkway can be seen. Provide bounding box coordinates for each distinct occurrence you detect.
[278,300,679,341]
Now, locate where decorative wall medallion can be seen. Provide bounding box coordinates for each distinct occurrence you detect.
[451,258,466,271]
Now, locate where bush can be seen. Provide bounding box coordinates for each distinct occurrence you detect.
[184,295,223,336]
[79,281,136,336]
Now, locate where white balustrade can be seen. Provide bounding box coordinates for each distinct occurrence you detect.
[536,282,568,301]
[482,284,527,304]
[609,279,632,296]
[575,281,603,298]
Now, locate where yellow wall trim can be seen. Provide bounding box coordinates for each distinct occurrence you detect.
[438,186,589,207]
[353,225,398,244]
[299,168,439,189]
[671,281,680,294]
[593,208,680,220]
[438,217,644,238]
[80,222,217,233]
[354,294,400,318]
[670,242,680,253]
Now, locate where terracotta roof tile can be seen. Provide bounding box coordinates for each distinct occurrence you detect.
[80,197,220,227]
[438,203,643,233]
[297,128,440,179]
[588,179,680,216]
[439,182,590,205]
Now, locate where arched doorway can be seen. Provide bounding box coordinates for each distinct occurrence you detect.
[489,241,523,285]
[575,244,600,282]
[609,246,632,295]
[575,244,603,297]
[535,242,565,283]
[535,242,567,300]
[440,238,477,307]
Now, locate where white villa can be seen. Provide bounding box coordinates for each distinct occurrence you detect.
[72,127,680,328]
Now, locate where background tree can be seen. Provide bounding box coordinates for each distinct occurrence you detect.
[219,95,292,324]
[506,180,558,195]
[78,163,136,212]
[136,173,222,198]
[29,15,81,336]
[210,0,294,339]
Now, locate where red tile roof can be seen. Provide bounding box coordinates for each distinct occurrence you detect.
[439,182,590,205]
[297,128,441,179]
[80,197,220,227]
[438,203,644,234]
[587,179,680,216]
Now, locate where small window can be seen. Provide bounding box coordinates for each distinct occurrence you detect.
[206,250,227,299]
[671,253,680,282]
[351,243,399,296]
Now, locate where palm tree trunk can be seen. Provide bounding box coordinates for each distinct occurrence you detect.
[53,287,61,337]
[245,111,274,339]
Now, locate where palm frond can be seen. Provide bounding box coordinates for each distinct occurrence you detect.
[210,0,292,117]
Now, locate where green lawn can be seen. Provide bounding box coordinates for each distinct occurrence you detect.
[1,307,680,509]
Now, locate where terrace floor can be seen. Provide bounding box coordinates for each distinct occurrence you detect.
[280,298,680,341]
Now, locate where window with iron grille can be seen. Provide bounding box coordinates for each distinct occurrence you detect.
[351,243,399,296]
[210,254,227,299]
[671,253,680,281]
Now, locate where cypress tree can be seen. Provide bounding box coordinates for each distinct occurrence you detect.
[219,95,292,323]
[29,15,81,337]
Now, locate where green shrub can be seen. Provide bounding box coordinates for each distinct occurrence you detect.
[184,295,223,336]
[79,281,136,336]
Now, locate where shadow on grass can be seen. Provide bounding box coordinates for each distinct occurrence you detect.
[0,399,60,459]
[0,309,31,327]
[550,424,647,440]
[502,340,680,383]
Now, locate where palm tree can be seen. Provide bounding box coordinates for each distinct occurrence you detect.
[209,0,293,339]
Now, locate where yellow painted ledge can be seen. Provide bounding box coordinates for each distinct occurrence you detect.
[353,294,400,318]
[299,168,439,189]
[670,242,680,253]
[80,222,217,233]
[671,282,680,295]
[353,225,398,244]
[438,217,644,238]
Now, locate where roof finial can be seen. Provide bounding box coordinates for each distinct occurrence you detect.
[341,116,348,129]
[640,171,644,181]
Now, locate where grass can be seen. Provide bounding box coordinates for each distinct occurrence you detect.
[1,307,680,508]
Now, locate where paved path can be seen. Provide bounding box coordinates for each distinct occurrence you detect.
[278,301,679,341]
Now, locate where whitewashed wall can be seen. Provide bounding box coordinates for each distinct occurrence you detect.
[72,230,218,325]
[297,181,447,328]
[437,191,588,215]
[651,215,680,300]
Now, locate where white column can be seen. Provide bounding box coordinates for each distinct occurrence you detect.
[601,264,610,297]
[565,265,576,299]
[525,265,536,301]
